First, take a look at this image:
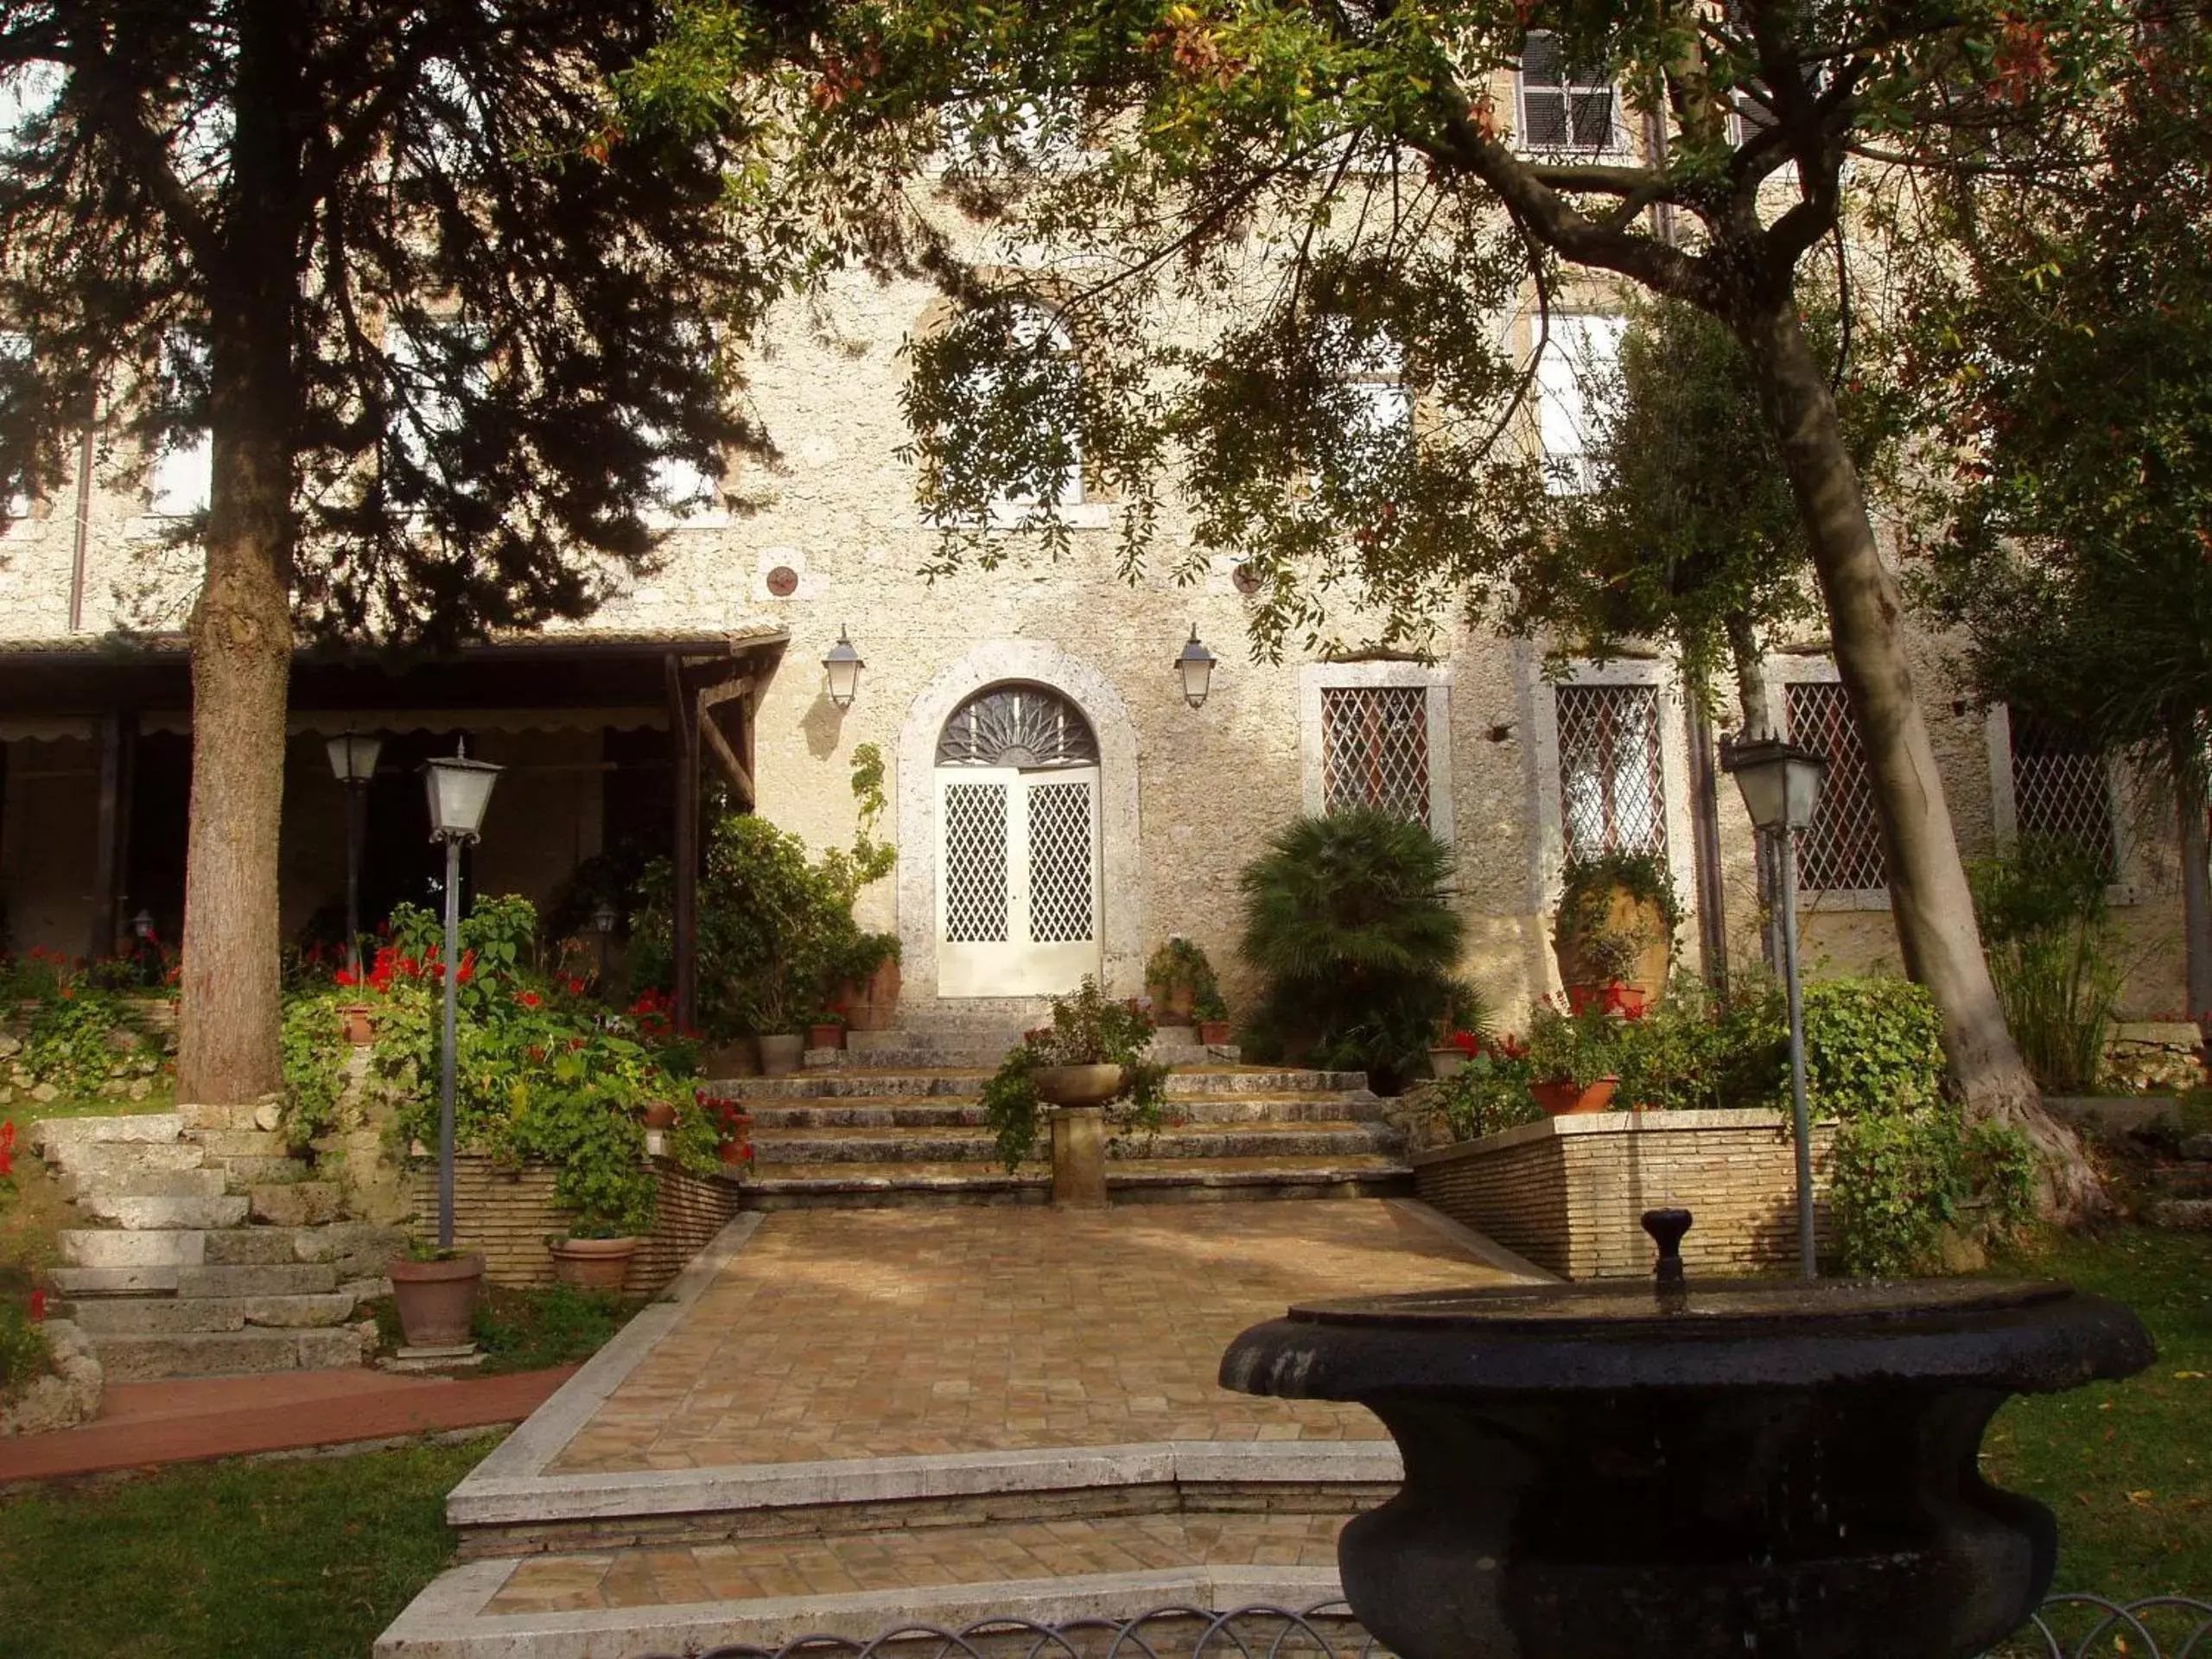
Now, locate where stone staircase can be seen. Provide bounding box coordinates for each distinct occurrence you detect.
[32,1106,404,1382]
[2146,1132,2212,1230]
[728,1018,1410,1207]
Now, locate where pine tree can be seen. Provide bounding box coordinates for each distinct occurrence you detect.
[0,3,781,1103]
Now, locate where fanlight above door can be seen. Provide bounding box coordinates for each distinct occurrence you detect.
[936,684,1098,771]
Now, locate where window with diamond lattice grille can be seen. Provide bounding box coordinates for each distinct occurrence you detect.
[2010,711,2117,877]
[1555,684,1667,861]
[1322,687,1431,823]
[940,782,1009,944]
[1027,780,1096,944]
[1784,682,1889,892]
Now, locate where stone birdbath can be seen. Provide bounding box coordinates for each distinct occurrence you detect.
[1220,1211,2153,1659]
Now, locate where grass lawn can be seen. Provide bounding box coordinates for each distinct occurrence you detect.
[0,1433,494,1659]
[5,1087,178,1124]
[360,1281,645,1375]
[1985,1225,2212,1599]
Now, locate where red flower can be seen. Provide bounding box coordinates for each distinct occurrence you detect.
[566,977,587,996]
[335,969,358,988]
[518,991,543,1009]
[27,1290,43,1323]
[1447,1030,1481,1057]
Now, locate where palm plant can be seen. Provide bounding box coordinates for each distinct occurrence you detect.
[1238,809,1476,1090]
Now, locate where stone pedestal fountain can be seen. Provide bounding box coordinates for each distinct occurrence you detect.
[1221,1211,2152,1659]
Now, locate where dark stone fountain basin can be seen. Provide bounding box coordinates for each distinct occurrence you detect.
[1221,1273,2152,1659]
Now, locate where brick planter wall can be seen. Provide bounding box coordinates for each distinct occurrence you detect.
[407,1156,744,1295]
[1413,1109,1835,1281]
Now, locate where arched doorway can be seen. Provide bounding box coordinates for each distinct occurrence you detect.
[932,683,1103,997]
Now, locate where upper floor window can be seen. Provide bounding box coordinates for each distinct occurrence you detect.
[1518,33,1620,153]
[0,332,29,521]
[148,430,213,518]
[2007,709,2117,877]
[1535,314,1624,496]
[969,308,1084,511]
[1783,678,1889,893]
[1556,682,1668,861]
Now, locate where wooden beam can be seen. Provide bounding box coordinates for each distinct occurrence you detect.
[89,711,135,960]
[664,654,699,1038]
[700,705,754,809]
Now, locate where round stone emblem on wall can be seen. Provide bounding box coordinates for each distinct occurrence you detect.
[765,564,800,598]
[1231,561,1264,597]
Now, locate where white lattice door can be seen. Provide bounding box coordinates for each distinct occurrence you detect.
[935,766,1102,997]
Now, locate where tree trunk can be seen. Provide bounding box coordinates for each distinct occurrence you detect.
[174,2,309,1109]
[2171,721,2212,1056]
[1733,297,2101,1222]
[175,425,293,1106]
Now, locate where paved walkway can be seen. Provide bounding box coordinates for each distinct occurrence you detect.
[0,1363,575,1484]
[548,1201,1501,1474]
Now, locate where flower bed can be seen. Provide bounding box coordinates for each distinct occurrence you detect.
[283,896,722,1237]
[0,950,176,1107]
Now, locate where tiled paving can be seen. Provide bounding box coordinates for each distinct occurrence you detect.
[547,1200,1504,1474]
[484,1514,1349,1613]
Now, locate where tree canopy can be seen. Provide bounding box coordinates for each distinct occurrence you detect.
[0,2,789,1102]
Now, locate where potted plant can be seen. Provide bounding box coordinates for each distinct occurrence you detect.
[807,1010,847,1052]
[1193,981,1232,1048]
[836,934,902,1033]
[1145,937,1219,1027]
[979,977,1170,1169]
[1553,852,1681,1015]
[1429,1027,1481,1082]
[1527,1001,1623,1116]
[388,1243,486,1348]
[338,1001,376,1046]
[1430,1033,1541,1143]
[548,1214,641,1290]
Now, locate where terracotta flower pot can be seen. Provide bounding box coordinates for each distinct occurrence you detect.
[1149,983,1197,1023]
[1531,1077,1619,1117]
[757,1033,804,1077]
[549,1236,639,1291]
[1567,982,1649,1019]
[387,1253,485,1347]
[642,1100,678,1129]
[1032,1063,1126,1109]
[808,1023,846,1051]
[1197,1020,1233,1046]
[1429,1046,1469,1082]
[339,1002,376,1046]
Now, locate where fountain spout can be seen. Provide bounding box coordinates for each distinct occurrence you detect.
[1643,1206,1693,1311]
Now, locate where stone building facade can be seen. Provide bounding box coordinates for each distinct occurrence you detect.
[0,54,2190,1033]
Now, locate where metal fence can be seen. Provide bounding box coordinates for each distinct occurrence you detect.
[655,1595,2212,1659]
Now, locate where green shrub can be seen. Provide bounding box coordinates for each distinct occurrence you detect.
[280,990,353,1144]
[1969,838,2126,1093]
[0,1298,48,1399]
[1612,977,1785,1112]
[0,976,171,1103]
[1528,1001,1627,1088]
[1237,808,1476,1091]
[1431,1040,1542,1142]
[368,896,721,1235]
[1801,976,1948,1117]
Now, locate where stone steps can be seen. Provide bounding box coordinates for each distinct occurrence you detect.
[711,1062,1402,1209]
[741,1155,1412,1209]
[753,1121,1400,1166]
[808,1042,1242,1070]
[713,1068,1370,1100]
[34,1110,404,1377]
[63,1292,359,1334]
[739,1094,1392,1129]
[93,1326,370,1383]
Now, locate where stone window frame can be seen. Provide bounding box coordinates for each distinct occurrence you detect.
[1298,661,1454,845]
[1527,655,1697,930]
[1983,702,2140,907]
[1761,653,1890,912]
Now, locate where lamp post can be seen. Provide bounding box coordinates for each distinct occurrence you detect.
[1176,626,1217,709]
[592,899,617,988]
[325,728,384,980]
[823,626,863,709]
[1723,735,1827,1279]
[422,740,500,1252]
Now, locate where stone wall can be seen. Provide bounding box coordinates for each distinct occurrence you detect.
[1414,1109,1836,1281]
[407,1156,743,1295]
